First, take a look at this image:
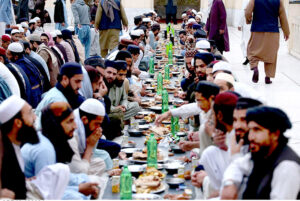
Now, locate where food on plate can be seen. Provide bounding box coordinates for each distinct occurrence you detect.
[143,113,156,123]
[140,167,165,179]
[144,135,164,144]
[134,175,163,194]
[141,101,155,108]
[163,192,190,200]
[154,95,162,102]
[149,126,170,136]
[132,148,164,161]
[163,80,171,85]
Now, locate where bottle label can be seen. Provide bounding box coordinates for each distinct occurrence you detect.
[113,159,119,169]
[112,176,120,193]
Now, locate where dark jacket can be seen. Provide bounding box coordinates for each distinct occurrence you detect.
[99,0,122,30]
[54,0,65,23]
[55,42,69,62]
[251,0,280,32]
[1,134,27,199]
[14,56,44,108]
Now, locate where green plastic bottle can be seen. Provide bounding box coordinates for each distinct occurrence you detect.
[120,165,132,200]
[166,42,169,55]
[169,42,173,54]
[162,88,169,113]
[149,56,154,74]
[147,133,157,168]
[164,64,170,80]
[171,106,180,141]
[168,49,173,65]
[157,72,163,95]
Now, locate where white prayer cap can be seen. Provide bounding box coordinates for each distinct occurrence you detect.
[142,18,151,22]
[196,15,202,20]
[192,9,197,15]
[29,19,36,24]
[21,22,29,28]
[212,61,232,74]
[34,17,41,21]
[11,29,20,35]
[119,34,131,42]
[8,42,23,53]
[50,31,57,38]
[79,98,105,117]
[188,18,196,23]
[67,26,75,32]
[55,30,62,36]
[196,40,210,50]
[214,72,235,86]
[0,95,26,124]
[130,30,141,37]
[182,13,187,18]
[136,29,144,35]
[19,27,24,33]
[197,12,203,17]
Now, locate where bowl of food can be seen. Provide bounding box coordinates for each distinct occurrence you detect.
[170,144,185,154]
[155,56,163,60]
[138,124,150,130]
[136,119,147,125]
[165,178,185,189]
[128,129,144,137]
[163,161,184,175]
[121,148,142,157]
[128,165,145,178]
[176,132,187,137]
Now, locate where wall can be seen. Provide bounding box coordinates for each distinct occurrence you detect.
[287,3,300,59]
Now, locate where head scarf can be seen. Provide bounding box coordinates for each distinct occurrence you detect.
[102,0,120,22]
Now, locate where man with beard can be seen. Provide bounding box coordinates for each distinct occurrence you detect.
[6,42,44,108]
[149,23,160,50]
[181,50,197,92]
[28,34,59,87]
[35,62,84,120]
[22,101,101,199]
[191,92,238,199]
[109,60,140,121]
[84,56,106,76]
[0,96,70,199]
[221,106,300,199]
[156,81,220,153]
[55,30,75,62]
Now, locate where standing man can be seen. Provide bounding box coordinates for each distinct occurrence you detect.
[238,0,251,65]
[246,0,289,84]
[71,0,91,59]
[0,0,14,36]
[54,0,68,30]
[95,0,128,57]
[206,0,229,54]
[165,0,177,24]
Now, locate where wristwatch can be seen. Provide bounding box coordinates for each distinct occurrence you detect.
[223,180,235,187]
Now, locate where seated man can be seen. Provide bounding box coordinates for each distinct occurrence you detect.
[109,60,141,122]
[0,96,69,199]
[70,98,114,173]
[22,101,101,199]
[221,106,300,199]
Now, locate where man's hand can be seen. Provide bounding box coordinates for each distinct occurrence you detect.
[109,169,122,176]
[178,92,187,100]
[155,111,171,125]
[123,25,128,32]
[178,141,198,151]
[1,188,15,199]
[191,171,207,188]
[99,82,108,97]
[230,134,244,156]
[116,105,126,112]
[86,127,102,148]
[284,34,289,41]
[194,76,200,84]
[78,24,82,29]
[62,22,65,27]
[238,26,242,31]
[188,131,199,141]
[79,182,100,197]
[219,29,225,35]
[221,184,238,200]
[205,119,215,137]
[212,129,227,151]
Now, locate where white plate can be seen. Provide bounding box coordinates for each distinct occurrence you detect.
[142,164,164,170]
[121,148,141,154]
[149,106,162,111]
[132,183,166,194]
[138,111,154,116]
[139,124,150,130]
[129,157,165,164]
[132,193,163,200]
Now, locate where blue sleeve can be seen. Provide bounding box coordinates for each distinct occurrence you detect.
[32,147,56,175]
[68,173,89,186]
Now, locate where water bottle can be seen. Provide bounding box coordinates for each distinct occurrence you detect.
[120,165,132,200]
[164,64,170,80]
[157,72,163,95]
[147,133,157,168]
[168,49,173,65]
[166,43,169,56]
[149,56,154,74]
[162,88,169,113]
[171,106,180,141]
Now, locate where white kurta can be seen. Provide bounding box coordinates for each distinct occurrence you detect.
[239,0,251,58]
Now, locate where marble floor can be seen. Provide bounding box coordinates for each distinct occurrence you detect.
[223,27,300,155]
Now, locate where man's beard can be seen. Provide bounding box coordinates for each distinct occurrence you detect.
[115,79,124,87]
[17,121,39,145]
[216,120,227,134]
[126,70,132,78]
[63,84,78,97]
[104,77,114,89]
[236,131,250,145]
[197,74,206,81]
[251,145,270,162]
[84,124,93,138]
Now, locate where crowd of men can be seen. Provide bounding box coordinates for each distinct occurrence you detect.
[0,0,299,199]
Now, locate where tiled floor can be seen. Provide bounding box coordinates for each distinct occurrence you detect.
[224,27,300,155]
